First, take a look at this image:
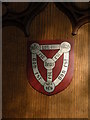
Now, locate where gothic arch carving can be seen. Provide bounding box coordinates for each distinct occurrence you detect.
[2,2,90,36]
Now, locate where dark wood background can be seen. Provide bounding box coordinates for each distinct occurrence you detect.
[2,3,89,119]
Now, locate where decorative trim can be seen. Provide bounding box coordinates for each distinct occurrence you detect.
[2,3,48,37]
[55,2,90,35]
[2,2,90,36]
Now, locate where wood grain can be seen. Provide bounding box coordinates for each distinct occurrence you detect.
[2,3,88,119]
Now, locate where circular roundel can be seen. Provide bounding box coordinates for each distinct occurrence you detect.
[44,58,55,70]
[30,43,40,54]
[60,42,71,53]
[44,82,55,93]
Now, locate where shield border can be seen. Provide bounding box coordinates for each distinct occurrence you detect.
[27,40,74,96]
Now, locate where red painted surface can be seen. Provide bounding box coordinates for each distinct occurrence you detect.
[27,40,74,96]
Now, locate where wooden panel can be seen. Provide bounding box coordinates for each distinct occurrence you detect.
[2,3,88,118]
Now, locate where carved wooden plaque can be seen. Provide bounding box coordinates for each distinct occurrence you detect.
[2,2,89,119]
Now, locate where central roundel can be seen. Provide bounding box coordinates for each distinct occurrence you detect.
[44,58,55,70]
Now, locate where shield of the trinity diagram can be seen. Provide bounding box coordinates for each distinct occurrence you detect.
[27,40,74,96]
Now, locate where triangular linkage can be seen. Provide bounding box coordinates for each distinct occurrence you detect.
[30,42,71,93]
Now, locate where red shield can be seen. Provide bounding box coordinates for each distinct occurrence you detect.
[27,40,74,96]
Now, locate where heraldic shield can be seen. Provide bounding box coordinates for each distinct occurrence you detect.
[27,40,74,96]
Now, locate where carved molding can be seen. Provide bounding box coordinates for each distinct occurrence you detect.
[55,2,90,35]
[2,2,90,36]
[2,3,48,37]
